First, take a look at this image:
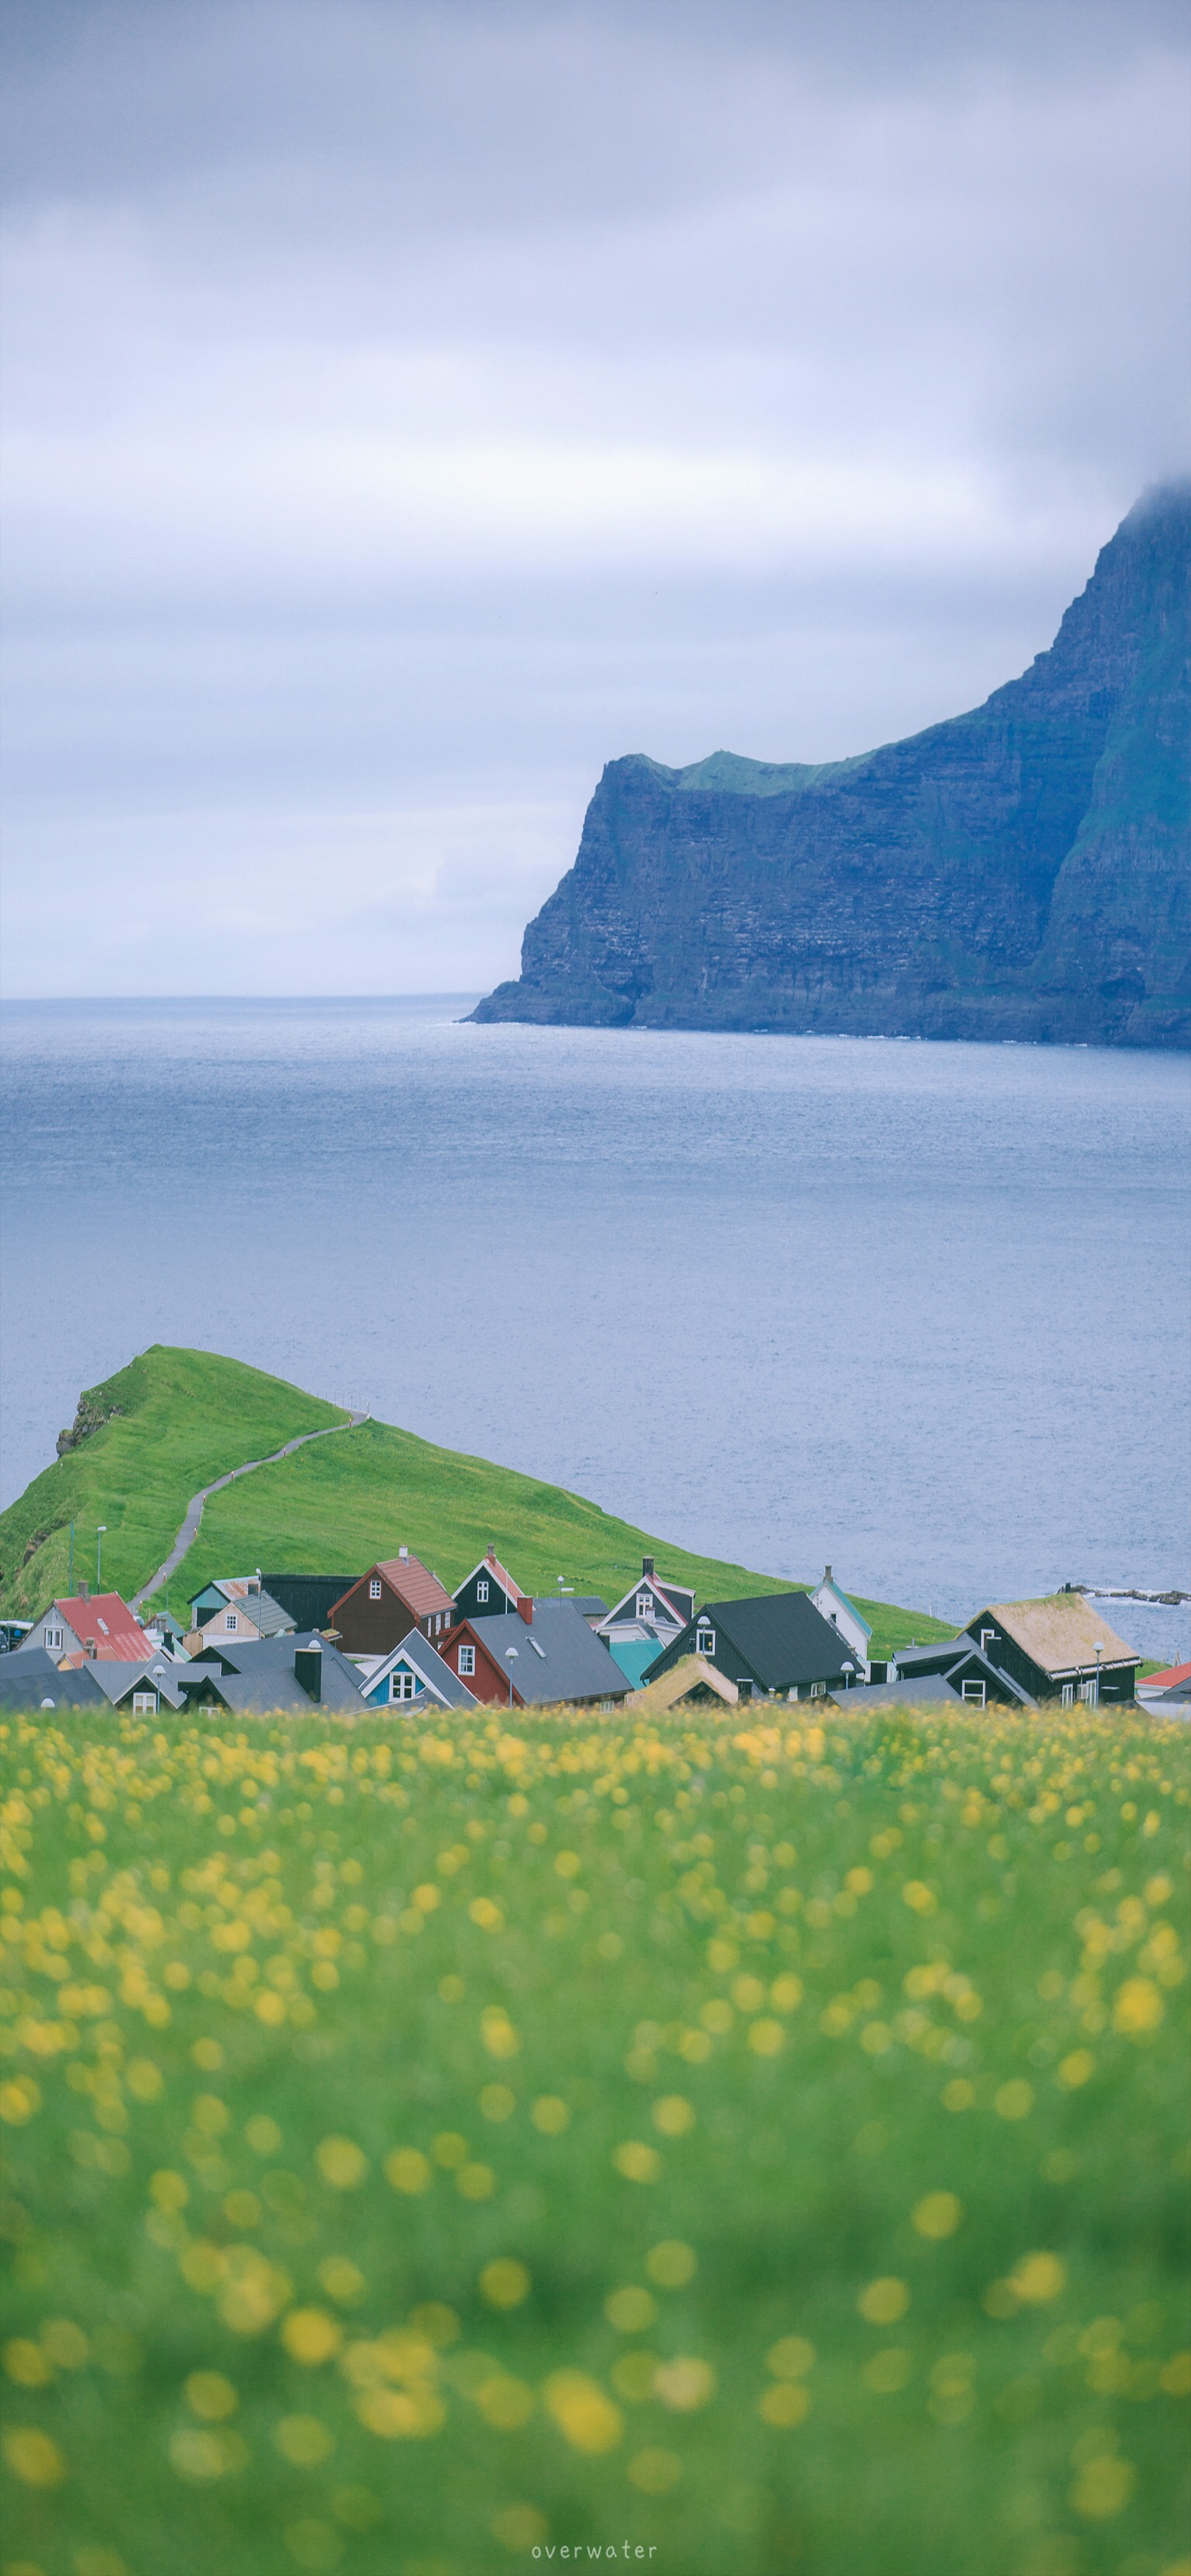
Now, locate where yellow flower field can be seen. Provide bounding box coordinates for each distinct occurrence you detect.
[0,1703,1188,2576]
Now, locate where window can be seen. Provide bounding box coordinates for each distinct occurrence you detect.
[45,1627,64,1651]
[636,1592,651,1619]
[1062,1683,1074,1707]
[810,1681,824,1699]
[600,1698,614,1712]
[226,1612,237,1631]
[390,1671,416,1702]
[477,1579,489,1603]
[1079,1678,1096,1705]
[738,1678,754,1701]
[459,1645,475,1676]
[369,1578,382,1600]
[132,1690,156,1713]
[696,1626,715,1656]
[961,1680,986,1706]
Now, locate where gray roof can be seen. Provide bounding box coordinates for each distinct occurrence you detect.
[649,1592,857,1691]
[892,1633,1035,1708]
[466,1600,627,1705]
[182,1634,367,1712]
[0,1649,108,1709]
[89,1659,188,1709]
[836,1673,963,1709]
[364,1635,477,1709]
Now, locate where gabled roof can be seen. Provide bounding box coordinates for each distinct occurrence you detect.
[814,1573,873,1640]
[975,1595,1138,1674]
[600,1572,693,1631]
[90,1660,187,1709]
[462,1600,628,1705]
[335,1555,454,1620]
[681,1593,858,1689]
[197,1579,295,1638]
[0,1649,108,1708]
[455,1548,525,1607]
[179,1634,367,1712]
[633,1654,738,1712]
[48,1594,149,1661]
[892,1635,1035,1708]
[364,1636,478,1709]
[1136,1661,1191,1692]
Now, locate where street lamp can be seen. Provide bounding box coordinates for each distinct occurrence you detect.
[504,1644,519,1708]
[1093,1642,1103,1706]
[96,1526,107,1589]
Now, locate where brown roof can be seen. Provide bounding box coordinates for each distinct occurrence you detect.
[371,1555,455,1618]
[982,1595,1138,1676]
[631,1654,739,1712]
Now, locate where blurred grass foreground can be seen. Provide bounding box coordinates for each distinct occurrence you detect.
[0,1701,1188,2576]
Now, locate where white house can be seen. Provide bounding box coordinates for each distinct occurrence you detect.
[809,1566,872,1677]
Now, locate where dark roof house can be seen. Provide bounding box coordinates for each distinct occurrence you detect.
[885,1637,1035,1709]
[360,1635,479,1710]
[962,1597,1140,1705]
[598,1557,695,1644]
[181,1634,368,1714]
[439,1598,628,1709]
[261,1575,359,1633]
[644,1594,861,1701]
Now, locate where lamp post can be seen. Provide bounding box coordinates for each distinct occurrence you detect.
[1093,1642,1103,1706]
[96,1526,107,1590]
[505,1644,519,1708]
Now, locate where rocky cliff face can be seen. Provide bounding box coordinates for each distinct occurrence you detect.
[472,484,1190,1047]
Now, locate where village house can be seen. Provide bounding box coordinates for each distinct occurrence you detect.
[437,1595,628,1709]
[1137,1660,1191,1709]
[597,1555,697,1688]
[359,1635,479,1710]
[330,1551,456,1655]
[0,1649,109,1709]
[643,1593,861,1701]
[961,1595,1141,1705]
[809,1566,873,1675]
[186,1576,296,1651]
[18,1589,150,1666]
[453,1546,527,1622]
[882,1636,1034,1709]
[181,1633,367,1714]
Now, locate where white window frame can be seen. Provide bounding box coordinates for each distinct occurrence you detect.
[738,1678,754,1701]
[390,1671,416,1703]
[1061,1683,1074,1707]
[961,1679,986,1706]
[477,1578,489,1603]
[369,1577,382,1600]
[1078,1678,1096,1705]
[809,1681,825,1699]
[696,1626,715,1656]
[458,1644,476,1677]
[636,1592,651,1619]
[45,1627,64,1651]
[132,1690,157,1713]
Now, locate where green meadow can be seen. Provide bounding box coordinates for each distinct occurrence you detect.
[1,1699,1187,2576]
[0,1347,955,1657]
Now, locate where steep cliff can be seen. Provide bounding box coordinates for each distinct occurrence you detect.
[472,484,1190,1047]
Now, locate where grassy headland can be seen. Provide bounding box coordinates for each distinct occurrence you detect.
[0,1346,955,1655]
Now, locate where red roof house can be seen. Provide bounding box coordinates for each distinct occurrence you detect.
[330,1551,456,1655]
[19,1591,150,1666]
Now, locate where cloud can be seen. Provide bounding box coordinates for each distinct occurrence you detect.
[1,0,1188,993]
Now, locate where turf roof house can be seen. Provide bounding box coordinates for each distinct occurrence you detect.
[963,1596,1139,1706]
[439,1595,629,1709]
[643,1593,861,1702]
[19,1589,149,1666]
[330,1550,456,1655]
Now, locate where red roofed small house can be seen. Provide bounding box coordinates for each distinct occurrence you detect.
[19,1589,150,1666]
[330,1551,456,1655]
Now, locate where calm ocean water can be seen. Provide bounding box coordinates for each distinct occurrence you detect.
[1,998,1188,1656]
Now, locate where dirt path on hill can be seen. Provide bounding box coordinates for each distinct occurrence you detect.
[130,1413,369,1610]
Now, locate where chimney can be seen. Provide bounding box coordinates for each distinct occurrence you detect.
[85,1638,97,1658]
[78,1582,89,1601]
[518,1595,533,1625]
[294,1643,323,1703]
[487,1544,497,1564]
[824,1565,832,1584]
[642,1555,654,1578]
[399,1546,409,1561]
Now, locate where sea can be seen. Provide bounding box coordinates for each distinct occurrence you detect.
[1,997,1188,1661]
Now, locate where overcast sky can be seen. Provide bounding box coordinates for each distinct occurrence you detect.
[2,0,1188,997]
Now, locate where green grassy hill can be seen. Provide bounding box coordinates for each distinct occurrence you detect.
[0,1345,954,1655]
